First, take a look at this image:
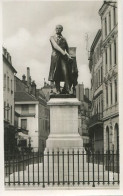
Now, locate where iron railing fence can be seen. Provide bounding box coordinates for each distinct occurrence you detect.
[4,149,120,187]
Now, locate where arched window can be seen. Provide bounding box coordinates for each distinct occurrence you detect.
[114,123,119,153]
[106,126,110,152]
[114,80,117,103]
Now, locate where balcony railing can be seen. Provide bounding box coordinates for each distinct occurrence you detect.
[88,113,103,128]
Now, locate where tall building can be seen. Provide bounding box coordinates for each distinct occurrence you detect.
[76,83,92,147]
[99,1,118,153]
[3,47,17,152]
[88,30,103,152]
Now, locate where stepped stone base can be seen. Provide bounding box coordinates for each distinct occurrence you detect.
[46,134,83,149]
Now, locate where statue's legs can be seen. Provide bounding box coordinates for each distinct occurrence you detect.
[61,59,70,93]
[55,81,61,93]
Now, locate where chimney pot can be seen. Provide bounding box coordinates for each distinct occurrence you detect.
[27,67,30,85]
[22,74,26,81]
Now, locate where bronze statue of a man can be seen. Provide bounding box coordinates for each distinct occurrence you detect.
[48,25,72,94]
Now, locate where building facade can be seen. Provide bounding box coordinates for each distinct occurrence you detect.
[88,30,103,152]
[76,83,92,147]
[14,68,50,152]
[99,1,118,153]
[3,47,17,152]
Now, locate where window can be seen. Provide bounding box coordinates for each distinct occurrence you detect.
[114,124,119,153]
[99,101,100,114]
[106,85,108,107]
[98,69,100,86]
[115,80,117,103]
[114,40,117,64]
[11,79,13,93]
[101,99,103,113]
[96,73,98,89]
[109,44,112,68]
[4,102,6,119]
[21,105,29,114]
[7,76,9,91]
[21,119,27,129]
[101,66,103,83]
[4,74,6,89]
[11,106,12,123]
[99,43,101,57]
[109,12,111,32]
[105,17,107,36]
[105,49,107,72]
[7,103,9,121]
[106,126,110,151]
[110,83,112,105]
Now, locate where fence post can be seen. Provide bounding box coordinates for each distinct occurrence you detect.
[98,151,100,185]
[18,153,20,185]
[42,151,45,188]
[22,149,25,185]
[38,150,39,185]
[8,151,10,186]
[117,149,119,184]
[62,150,64,185]
[107,150,110,185]
[68,150,69,185]
[28,150,30,185]
[5,152,7,178]
[47,150,49,185]
[78,149,80,185]
[73,149,74,185]
[92,150,95,187]
[112,147,114,185]
[103,149,105,185]
[52,150,54,185]
[57,149,59,185]
[88,150,90,185]
[83,149,85,185]
[33,150,35,185]
[13,150,15,186]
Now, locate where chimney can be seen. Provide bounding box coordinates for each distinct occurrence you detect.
[85,88,89,99]
[27,67,30,85]
[29,76,31,84]
[22,74,26,81]
[3,48,7,58]
[7,53,11,63]
[31,81,36,97]
[79,83,84,102]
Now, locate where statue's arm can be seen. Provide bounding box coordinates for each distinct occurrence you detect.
[50,36,65,55]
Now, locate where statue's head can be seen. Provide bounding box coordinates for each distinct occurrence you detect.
[55,25,63,34]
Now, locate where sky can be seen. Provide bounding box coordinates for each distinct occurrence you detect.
[2,0,103,89]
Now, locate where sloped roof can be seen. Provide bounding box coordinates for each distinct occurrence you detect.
[15,91,38,102]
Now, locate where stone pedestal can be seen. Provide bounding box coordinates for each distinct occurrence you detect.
[46,97,83,150]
